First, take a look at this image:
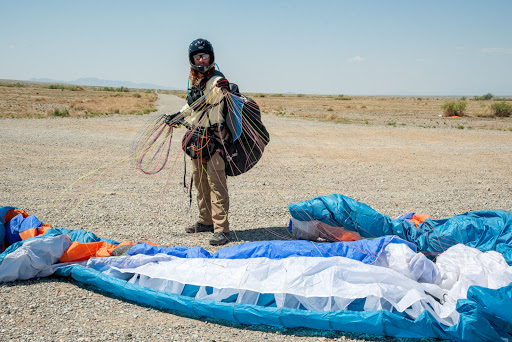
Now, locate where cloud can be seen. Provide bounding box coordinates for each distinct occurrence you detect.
[481,48,512,54]
[348,56,364,63]
[9,45,15,49]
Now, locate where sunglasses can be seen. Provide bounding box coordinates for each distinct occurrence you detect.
[193,53,210,61]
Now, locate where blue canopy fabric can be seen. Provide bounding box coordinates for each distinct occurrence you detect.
[289,194,512,264]
[126,236,415,264]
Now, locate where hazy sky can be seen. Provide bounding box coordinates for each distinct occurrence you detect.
[1,0,511,95]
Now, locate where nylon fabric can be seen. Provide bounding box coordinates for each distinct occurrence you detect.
[2,205,512,341]
[0,234,71,282]
[82,243,511,332]
[289,194,512,264]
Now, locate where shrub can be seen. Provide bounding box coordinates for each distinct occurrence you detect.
[48,84,66,90]
[491,102,512,117]
[441,100,466,117]
[102,86,129,92]
[50,108,70,117]
[474,93,494,101]
[133,93,141,98]
[334,95,352,100]
[67,86,84,91]
[143,108,157,114]
[2,82,26,88]
[47,84,83,91]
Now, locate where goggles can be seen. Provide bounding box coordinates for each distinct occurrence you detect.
[193,53,210,61]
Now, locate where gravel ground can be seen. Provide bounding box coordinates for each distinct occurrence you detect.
[1,94,512,342]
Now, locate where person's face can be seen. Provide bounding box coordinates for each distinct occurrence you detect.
[193,53,210,67]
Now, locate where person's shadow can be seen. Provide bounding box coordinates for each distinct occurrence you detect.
[230,226,293,242]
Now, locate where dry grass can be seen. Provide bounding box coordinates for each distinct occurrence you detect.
[250,93,512,130]
[1,80,511,131]
[0,81,157,118]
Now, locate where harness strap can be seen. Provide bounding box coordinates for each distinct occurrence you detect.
[183,154,195,214]
[188,174,193,210]
[183,153,188,190]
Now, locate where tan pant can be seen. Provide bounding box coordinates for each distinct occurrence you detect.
[192,153,229,233]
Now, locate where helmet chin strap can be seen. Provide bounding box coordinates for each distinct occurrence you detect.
[193,63,213,74]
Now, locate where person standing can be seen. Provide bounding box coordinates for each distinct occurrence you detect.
[166,38,231,246]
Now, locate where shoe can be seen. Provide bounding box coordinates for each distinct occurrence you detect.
[209,232,229,246]
[185,222,214,233]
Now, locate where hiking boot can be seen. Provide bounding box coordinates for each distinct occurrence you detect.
[185,222,214,234]
[209,232,230,246]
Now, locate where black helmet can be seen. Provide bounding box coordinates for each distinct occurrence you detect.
[189,38,215,73]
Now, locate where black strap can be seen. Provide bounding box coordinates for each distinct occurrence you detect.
[183,153,188,190]
[188,174,193,210]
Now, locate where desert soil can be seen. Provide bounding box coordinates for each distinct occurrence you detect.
[1,94,511,342]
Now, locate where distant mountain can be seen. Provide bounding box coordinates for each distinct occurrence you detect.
[29,77,179,90]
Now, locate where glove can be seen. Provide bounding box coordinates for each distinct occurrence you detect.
[216,78,230,92]
[163,112,181,126]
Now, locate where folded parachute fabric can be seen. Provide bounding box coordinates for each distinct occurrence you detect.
[0,234,71,282]
[2,205,512,341]
[289,194,512,264]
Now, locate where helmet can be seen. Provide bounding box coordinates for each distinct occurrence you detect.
[189,38,215,73]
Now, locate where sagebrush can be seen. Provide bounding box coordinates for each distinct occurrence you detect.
[441,100,467,117]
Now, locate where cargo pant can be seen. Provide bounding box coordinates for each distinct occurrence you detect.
[192,153,229,233]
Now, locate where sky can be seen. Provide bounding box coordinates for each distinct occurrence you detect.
[1,0,511,96]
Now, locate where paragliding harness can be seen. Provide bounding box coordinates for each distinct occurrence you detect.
[182,121,224,161]
[182,73,226,162]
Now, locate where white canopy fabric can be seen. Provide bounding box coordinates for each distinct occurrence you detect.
[85,243,512,327]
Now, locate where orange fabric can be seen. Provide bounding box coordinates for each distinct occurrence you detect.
[19,228,38,240]
[140,240,161,246]
[448,116,462,118]
[316,222,363,242]
[2,207,136,260]
[98,241,134,257]
[17,223,54,241]
[411,214,431,228]
[4,208,29,224]
[38,223,53,235]
[96,243,115,257]
[59,241,127,262]
[113,241,134,249]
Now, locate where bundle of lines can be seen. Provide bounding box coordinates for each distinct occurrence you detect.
[131,89,269,176]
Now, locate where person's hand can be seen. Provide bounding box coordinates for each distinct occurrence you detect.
[216,79,230,93]
[163,112,181,127]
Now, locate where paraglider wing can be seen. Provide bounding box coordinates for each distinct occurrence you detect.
[225,93,243,142]
[223,94,270,176]
[3,204,512,342]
